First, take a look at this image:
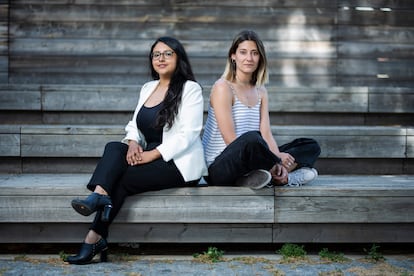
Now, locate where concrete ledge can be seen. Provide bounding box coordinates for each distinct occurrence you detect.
[0,174,413,243]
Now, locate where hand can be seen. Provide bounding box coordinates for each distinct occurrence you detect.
[278,152,296,171]
[270,163,288,185]
[135,150,160,165]
[126,140,144,166]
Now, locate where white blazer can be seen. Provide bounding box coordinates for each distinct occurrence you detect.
[122,80,208,181]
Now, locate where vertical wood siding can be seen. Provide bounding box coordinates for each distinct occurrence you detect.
[6,0,414,87]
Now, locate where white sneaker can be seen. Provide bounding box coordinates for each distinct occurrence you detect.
[287,167,318,187]
[236,169,272,190]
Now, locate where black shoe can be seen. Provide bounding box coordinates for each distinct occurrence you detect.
[66,238,108,265]
[71,193,112,220]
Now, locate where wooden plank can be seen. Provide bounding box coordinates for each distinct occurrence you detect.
[337,25,414,44]
[1,223,412,243]
[338,42,414,58]
[20,125,124,135]
[10,21,335,41]
[12,125,410,158]
[0,86,41,110]
[8,72,339,87]
[267,87,368,113]
[338,9,414,26]
[369,87,414,113]
[275,196,414,223]
[338,59,414,78]
[338,0,414,9]
[10,57,336,75]
[12,0,337,8]
[0,4,7,20]
[42,113,131,125]
[408,128,414,158]
[0,84,365,113]
[42,85,139,111]
[272,223,414,243]
[336,75,414,87]
[0,134,20,156]
[10,5,336,25]
[0,174,272,196]
[10,39,336,58]
[8,56,336,86]
[275,175,414,197]
[294,135,406,158]
[0,193,274,223]
[0,223,274,243]
[272,126,407,158]
[117,195,274,223]
[21,133,122,157]
[0,3,7,82]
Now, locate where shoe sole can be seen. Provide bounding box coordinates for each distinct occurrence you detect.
[71,200,94,216]
[238,170,272,190]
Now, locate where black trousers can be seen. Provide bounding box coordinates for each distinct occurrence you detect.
[86,142,192,239]
[206,131,320,186]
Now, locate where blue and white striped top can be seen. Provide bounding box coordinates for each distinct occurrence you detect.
[202,84,261,166]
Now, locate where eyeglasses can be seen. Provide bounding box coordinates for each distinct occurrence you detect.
[151,50,174,60]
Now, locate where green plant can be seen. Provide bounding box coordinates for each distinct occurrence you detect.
[193,246,224,263]
[276,243,306,258]
[363,244,385,262]
[318,248,348,262]
[59,251,68,262]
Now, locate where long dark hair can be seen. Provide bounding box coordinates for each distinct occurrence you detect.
[149,37,196,129]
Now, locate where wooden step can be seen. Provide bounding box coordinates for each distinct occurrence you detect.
[1,124,412,174]
[1,84,413,113]
[1,173,413,243]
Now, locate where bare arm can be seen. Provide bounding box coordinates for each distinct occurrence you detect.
[210,80,237,145]
[259,87,295,168]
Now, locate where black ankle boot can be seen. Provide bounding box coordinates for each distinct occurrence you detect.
[71,192,112,218]
[66,238,108,265]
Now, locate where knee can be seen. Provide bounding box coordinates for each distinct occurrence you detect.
[241,131,263,145]
[308,139,321,157]
[104,141,127,153]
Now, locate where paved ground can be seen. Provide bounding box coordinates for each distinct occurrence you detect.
[0,251,413,276]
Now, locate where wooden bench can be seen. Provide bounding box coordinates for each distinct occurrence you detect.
[0,124,412,174]
[0,173,413,244]
[1,84,413,125]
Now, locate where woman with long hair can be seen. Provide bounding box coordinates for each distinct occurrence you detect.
[202,30,320,189]
[66,37,207,264]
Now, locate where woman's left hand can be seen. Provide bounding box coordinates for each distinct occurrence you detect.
[278,152,296,170]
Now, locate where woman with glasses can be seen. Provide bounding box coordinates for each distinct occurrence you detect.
[202,30,320,189]
[66,37,207,264]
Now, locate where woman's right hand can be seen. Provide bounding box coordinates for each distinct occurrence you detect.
[126,140,144,166]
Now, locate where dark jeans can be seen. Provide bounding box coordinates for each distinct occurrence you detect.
[86,142,193,239]
[206,131,320,186]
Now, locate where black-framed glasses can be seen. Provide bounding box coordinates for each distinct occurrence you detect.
[151,50,174,60]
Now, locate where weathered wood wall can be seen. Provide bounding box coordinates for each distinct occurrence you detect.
[0,0,8,83]
[4,0,414,87]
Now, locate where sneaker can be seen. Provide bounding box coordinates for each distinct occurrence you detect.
[236,169,272,190]
[286,167,318,187]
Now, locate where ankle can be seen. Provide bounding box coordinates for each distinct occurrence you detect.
[84,230,102,244]
[94,185,108,196]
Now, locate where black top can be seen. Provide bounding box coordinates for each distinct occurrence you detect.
[136,102,164,150]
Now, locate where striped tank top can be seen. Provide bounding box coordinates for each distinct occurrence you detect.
[202,83,261,166]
